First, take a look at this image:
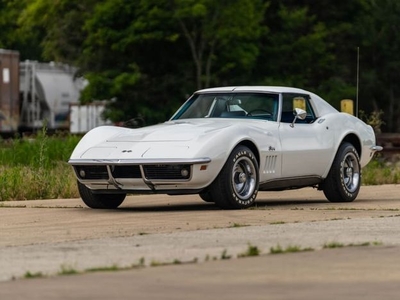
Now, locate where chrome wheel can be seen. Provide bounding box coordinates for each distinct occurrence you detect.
[342,152,360,193]
[209,145,259,209]
[323,142,361,203]
[232,156,257,199]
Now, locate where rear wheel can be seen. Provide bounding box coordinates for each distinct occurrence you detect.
[209,145,259,209]
[77,181,126,209]
[323,143,361,202]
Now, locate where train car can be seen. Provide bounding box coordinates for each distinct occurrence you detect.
[19,61,87,132]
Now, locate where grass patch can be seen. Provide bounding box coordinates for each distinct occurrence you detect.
[221,249,231,260]
[238,244,261,258]
[150,258,197,267]
[270,221,285,225]
[270,244,314,254]
[323,242,345,249]
[324,241,383,248]
[58,265,79,276]
[0,204,26,208]
[85,265,120,273]
[230,223,249,228]
[24,271,44,279]
[0,132,80,201]
[362,157,400,185]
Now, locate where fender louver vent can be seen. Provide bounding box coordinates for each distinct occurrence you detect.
[264,155,277,174]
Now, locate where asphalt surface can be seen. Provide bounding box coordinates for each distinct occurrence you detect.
[1,185,400,299]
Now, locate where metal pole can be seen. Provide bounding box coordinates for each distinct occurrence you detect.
[356,47,360,118]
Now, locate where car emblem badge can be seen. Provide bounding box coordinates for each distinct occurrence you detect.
[122,150,132,153]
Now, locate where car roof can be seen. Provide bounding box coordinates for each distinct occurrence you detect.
[196,86,311,94]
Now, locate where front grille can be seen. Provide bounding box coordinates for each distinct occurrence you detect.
[112,166,141,178]
[75,166,108,180]
[143,164,191,180]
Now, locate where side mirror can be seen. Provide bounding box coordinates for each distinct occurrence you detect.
[290,108,307,128]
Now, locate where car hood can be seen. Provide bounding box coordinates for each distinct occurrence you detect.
[74,118,270,160]
[107,120,233,142]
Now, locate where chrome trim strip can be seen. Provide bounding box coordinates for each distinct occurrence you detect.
[370,145,383,152]
[68,157,211,165]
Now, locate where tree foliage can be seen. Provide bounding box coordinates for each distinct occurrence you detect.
[0,0,399,131]
[354,0,400,131]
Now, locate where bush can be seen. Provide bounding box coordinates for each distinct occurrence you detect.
[362,157,400,185]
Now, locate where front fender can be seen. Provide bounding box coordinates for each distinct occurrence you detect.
[70,126,131,159]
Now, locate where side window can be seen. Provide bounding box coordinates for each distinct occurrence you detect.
[280,93,316,123]
[237,94,278,121]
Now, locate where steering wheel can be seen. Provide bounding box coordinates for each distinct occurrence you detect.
[247,109,272,116]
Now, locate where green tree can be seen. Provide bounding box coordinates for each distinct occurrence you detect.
[0,0,42,60]
[11,0,399,131]
[18,0,267,124]
[354,0,400,132]
[172,0,266,89]
[79,0,187,124]
[258,4,338,102]
[18,0,97,63]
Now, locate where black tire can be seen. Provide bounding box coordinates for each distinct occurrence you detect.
[209,145,259,209]
[199,190,214,203]
[77,181,126,209]
[323,142,361,202]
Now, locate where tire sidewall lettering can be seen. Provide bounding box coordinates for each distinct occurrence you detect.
[231,191,258,206]
[230,148,258,206]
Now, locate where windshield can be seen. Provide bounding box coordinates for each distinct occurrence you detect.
[172,93,279,121]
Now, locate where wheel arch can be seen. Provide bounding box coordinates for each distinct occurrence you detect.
[322,133,362,179]
[341,133,361,157]
[237,140,260,166]
[203,139,260,194]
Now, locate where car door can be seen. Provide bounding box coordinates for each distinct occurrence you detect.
[279,93,334,178]
[232,92,283,183]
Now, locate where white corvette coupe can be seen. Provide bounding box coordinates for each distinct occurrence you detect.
[69,86,382,209]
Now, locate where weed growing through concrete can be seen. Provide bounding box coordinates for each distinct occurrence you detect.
[324,241,383,248]
[323,242,344,249]
[270,244,314,254]
[238,244,261,258]
[221,249,231,260]
[85,265,120,273]
[270,221,285,225]
[231,223,249,228]
[24,271,44,279]
[58,265,79,276]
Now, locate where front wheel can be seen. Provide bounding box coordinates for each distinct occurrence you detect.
[322,143,361,202]
[209,145,259,209]
[77,181,126,209]
[199,190,214,203]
